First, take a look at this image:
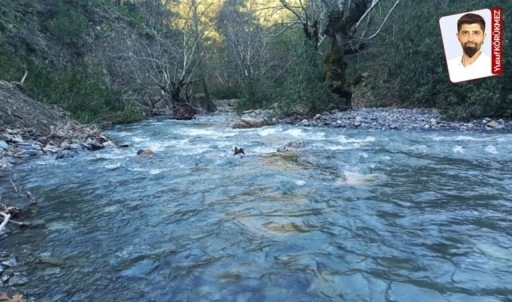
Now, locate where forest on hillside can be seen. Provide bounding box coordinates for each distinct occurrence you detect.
[0,0,510,124]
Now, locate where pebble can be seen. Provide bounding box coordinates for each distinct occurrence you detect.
[0,254,27,289]
[2,258,17,268]
[277,108,512,132]
[7,273,29,286]
[0,127,115,169]
[225,107,512,132]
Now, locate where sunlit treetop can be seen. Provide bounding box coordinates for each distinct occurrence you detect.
[167,0,225,40]
[166,0,302,40]
[239,0,303,26]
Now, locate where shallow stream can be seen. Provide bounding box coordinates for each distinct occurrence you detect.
[1,114,511,301]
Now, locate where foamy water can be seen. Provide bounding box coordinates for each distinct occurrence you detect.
[1,115,511,301]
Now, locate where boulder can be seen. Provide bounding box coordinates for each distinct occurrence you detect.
[86,142,104,151]
[487,120,500,128]
[232,118,265,129]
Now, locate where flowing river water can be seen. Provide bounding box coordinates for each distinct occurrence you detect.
[1,114,512,301]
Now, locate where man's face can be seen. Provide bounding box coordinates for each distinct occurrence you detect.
[456,23,486,58]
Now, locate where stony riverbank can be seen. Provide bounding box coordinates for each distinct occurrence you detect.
[0,123,115,169]
[236,107,512,132]
[0,80,117,299]
[0,81,115,170]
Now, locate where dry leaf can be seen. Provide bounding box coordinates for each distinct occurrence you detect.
[9,294,24,302]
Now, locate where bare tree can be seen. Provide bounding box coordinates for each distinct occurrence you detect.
[279,0,401,109]
[132,30,202,119]
[214,0,299,108]
[99,0,219,119]
[216,0,278,80]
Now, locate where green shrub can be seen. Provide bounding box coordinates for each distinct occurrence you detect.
[210,83,241,100]
[348,0,511,120]
[439,75,512,121]
[236,76,275,112]
[117,1,145,29]
[274,44,338,117]
[26,60,139,124]
[49,1,89,47]
[0,0,147,126]
[0,1,30,82]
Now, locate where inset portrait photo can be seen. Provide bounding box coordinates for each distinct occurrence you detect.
[439,8,502,83]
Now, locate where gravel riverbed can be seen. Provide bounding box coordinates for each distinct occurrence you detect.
[238,107,512,132]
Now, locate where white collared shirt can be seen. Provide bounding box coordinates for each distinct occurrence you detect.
[447,52,493,83]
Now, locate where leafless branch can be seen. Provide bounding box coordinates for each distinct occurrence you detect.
[366,0,400,39]
[355,0,381,29]
[20,70,28,85]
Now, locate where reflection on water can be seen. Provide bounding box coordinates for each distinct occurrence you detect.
[1,115,511,301]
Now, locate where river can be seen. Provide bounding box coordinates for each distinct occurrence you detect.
[1,114,511,301]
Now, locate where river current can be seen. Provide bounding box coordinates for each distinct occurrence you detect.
[1,114,511,301]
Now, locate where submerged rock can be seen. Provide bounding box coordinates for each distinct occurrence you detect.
[7,273,29,286]
[118,260,158,278]
[234,147,245,156]
[55,150,77,160]
[277,140,304,152]
[0,140,8,150]
[137,149,154,157]
[2,258,17,268]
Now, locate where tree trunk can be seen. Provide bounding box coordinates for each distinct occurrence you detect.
[200,76,217,113]
[324,11,352,110]
[169,81,197,120]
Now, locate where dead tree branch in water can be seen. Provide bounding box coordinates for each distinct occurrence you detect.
[0,212,11,234]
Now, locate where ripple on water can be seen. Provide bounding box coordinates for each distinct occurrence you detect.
[2,116,511,301]
[336,171,384,186]
[309,272,388,301]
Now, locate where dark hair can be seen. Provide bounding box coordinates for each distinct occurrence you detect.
[457,13,485,32]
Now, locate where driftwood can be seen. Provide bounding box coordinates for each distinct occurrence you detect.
[20,70,28,85]
[0,212,10,234]
[6,218,27,227]
[0,180,33,234]
[0,204,28,232]
[10,180,18,193]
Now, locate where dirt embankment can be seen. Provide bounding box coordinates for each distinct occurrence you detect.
[0,81,68,131]
[0,80,113,169]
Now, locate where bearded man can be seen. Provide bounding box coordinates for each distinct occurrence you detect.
[447,13,493,83]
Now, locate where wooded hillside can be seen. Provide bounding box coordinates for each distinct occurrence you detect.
[0,0,510,124]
